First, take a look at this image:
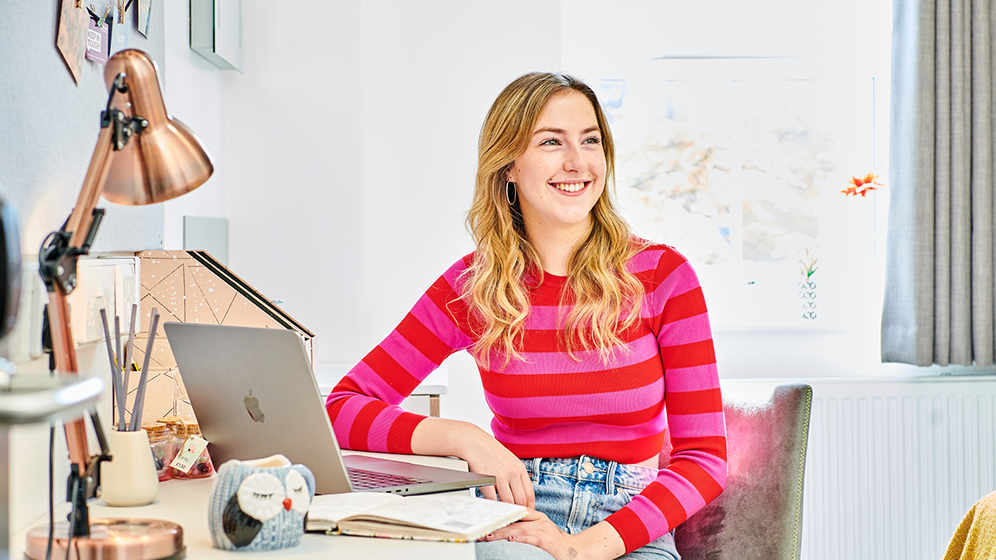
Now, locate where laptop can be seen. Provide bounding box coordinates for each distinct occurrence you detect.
[163,322,495,495]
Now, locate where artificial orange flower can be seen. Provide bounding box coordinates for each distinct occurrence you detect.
[841,173,883,197]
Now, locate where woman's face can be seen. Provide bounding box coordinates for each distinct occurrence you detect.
[506,90,606,240]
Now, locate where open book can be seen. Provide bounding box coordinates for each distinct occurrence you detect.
[306,492,528,542]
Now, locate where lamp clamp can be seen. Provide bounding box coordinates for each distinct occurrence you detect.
[101,72,149,151]
[37,208,104,295]
[101,109,149,151]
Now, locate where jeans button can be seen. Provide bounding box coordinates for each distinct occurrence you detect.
[583,461,594,474]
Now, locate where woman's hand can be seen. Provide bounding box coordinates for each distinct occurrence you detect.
[458,426,534,508]
[411,418,534,508]
[485,512,624,560]
[486,510,575,559]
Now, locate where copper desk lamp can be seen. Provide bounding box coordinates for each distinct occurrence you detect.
[24,49,213,560]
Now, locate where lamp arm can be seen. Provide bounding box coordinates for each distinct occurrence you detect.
[38,123,116,481]
[36,72,144,538]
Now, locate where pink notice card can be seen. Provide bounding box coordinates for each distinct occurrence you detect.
[85,17,109,65]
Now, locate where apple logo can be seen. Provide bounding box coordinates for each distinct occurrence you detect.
[244,389,265,423]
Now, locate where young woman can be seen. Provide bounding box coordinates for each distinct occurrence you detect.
[326,72,727,560]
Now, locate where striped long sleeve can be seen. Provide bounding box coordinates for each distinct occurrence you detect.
[325,244,727,553]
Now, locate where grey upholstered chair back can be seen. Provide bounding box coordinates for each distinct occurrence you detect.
[667,383,813,560]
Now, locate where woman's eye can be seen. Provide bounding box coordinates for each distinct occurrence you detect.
[583,136,601,145]
[540,138,560,146]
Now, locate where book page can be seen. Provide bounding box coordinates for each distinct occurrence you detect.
[353,494,526,536]
[308,492,403,527]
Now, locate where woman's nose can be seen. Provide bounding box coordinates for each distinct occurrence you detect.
[563,143,588,172]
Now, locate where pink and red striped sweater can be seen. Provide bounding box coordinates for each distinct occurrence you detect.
[326,244,727,553]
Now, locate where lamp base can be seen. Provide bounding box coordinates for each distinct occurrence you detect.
[25,518,184,560]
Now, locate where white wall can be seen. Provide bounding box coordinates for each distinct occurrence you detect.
[355,2,561,427]
[159,0,562,429]
[161,1,229,250]
[219,0,364,364]
[357,1,560,349]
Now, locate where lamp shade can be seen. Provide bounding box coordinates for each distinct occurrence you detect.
[100,49,214,206]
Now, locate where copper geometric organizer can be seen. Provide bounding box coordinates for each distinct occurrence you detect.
[117,250,313,427]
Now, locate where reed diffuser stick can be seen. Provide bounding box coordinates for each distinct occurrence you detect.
[99,308,126,431]
[128,308,160,431]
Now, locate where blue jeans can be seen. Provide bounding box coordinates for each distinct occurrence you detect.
[475,456,679,560]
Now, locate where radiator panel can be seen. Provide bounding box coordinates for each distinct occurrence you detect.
[789,377,996,560]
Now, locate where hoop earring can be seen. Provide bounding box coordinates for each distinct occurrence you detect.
[506,182,517,206]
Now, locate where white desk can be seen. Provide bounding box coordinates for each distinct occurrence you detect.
[10,452,476,559]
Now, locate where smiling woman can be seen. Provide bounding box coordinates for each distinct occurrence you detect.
[326,72,728,560]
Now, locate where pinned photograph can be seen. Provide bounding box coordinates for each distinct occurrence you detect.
[137,0,152,37]
[56,0,87,83]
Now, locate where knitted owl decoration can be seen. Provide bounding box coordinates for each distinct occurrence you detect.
[208,455,315,551]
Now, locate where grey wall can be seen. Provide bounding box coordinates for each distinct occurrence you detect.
[0,2,167,256]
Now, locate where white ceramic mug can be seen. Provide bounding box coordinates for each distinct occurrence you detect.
[99,429,160,507]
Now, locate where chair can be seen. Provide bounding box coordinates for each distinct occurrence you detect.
[669,383,813,560]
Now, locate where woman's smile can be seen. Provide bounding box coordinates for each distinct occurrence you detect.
[551,181,589,194]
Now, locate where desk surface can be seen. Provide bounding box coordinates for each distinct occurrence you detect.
[10,452,476,560]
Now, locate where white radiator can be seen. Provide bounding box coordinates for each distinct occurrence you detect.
[794,376,996,560]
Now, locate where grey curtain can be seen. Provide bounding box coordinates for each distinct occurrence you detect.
[881,0,996,366]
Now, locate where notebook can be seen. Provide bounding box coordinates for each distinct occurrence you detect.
[163,322,495,495]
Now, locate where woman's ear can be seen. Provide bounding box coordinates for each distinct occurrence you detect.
[504,165,515,183]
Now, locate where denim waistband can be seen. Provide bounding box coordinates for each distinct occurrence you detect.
[522,456,658,495]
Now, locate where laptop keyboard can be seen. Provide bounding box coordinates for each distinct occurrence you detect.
[347,467,430,490]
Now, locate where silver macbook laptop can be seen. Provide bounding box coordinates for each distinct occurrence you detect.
[163,322,494,495]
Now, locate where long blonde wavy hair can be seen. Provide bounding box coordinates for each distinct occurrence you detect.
[462,72,645,367]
